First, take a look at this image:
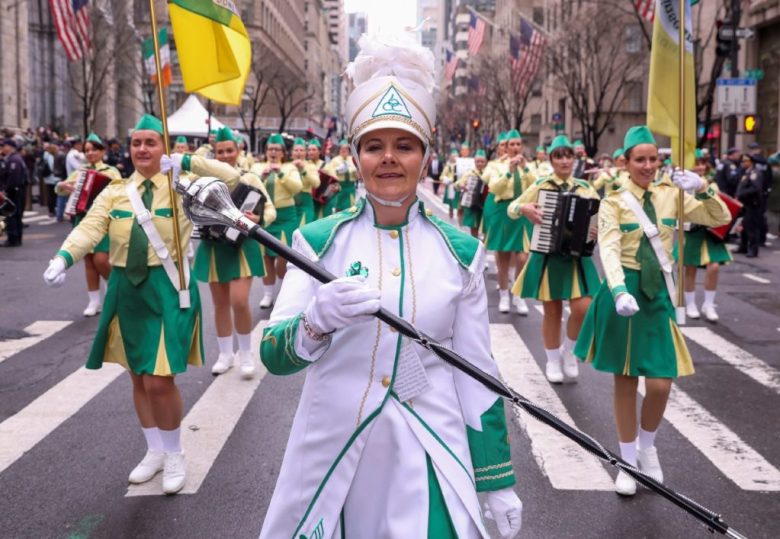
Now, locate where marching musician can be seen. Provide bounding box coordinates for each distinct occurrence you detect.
[592,149,629,195]
[43,114,238,494]
[185,127,276,378]
[172,136,190,154]
[290,137,321,225]
[482,132,508,255]
[574,126,730,496]
[322,139,359,215]
[573,139,596,180]
[681,150,732,322]
[508,135,601,383]
[306,139,329,219]
[455,149,488,238]
[195,129,217,158]
[237,137,255,170]
[440,148,460,220]
[530,144,553,177]
[258,33,522,538]
[55,133,122,316]
[250,134,303,309]
[487,129,531,315]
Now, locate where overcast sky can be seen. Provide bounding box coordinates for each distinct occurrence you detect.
[344,0,418,34]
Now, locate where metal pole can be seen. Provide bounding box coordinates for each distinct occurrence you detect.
[148,0,188,304]
[726,0,742,149]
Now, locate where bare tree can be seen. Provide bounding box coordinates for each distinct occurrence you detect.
[239,51,278,150]
[476,53,532,134]
[270,68,315,134]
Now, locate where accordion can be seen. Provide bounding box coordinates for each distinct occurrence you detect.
[196,183,267,246]
[64,169,112,218]
[707,192,742,241]
[530,189,600,257]
[313,170,339,205]
[459,172,487,210]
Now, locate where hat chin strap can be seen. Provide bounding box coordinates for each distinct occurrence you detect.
[350,141,431,209]
[366,191,408,207]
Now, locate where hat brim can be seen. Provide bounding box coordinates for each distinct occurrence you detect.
[352,119,428,147]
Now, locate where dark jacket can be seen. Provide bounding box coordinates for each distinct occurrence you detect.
[0,152,28,190]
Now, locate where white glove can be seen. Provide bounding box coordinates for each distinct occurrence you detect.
[615,292,640,317]
[160,153,183,182]
[43,257,67,288]
[337,162,348,174]
[671,169,705,192]
[304,276,381,334]
[484,488,523,539]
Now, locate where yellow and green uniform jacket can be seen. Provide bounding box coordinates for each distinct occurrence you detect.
[323,155,358,188]
[592,167,629,194]
[507,174,599,219]
[298,161,322,192]
[488,158,535,202]
[249,161,303,209]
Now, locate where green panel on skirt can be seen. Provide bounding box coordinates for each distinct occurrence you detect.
[193,238,266,283]
[426,455,457,538]
[74,214,109,253]
[486,200,525,252]
[574,268,694,378]
[442,189,460,210]
[481,193,497,239]
[295,192,317,225]
[332,183,357,213]
[515,251,600,300]
[462,207,482,229]
[87,266,203,375]
[679,229,733,267]
[264,205,299,257]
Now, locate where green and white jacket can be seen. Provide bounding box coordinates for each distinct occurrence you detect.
[259,197,516,538]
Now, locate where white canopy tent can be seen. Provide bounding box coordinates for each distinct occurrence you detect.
[166,95,226,137]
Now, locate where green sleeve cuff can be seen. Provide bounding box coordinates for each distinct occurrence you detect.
[260,315,311,375]
[468,398,516,492]
[181,154,192,172]
[56,250,74,268]
[695,185,716,200]
[611,284,628,299]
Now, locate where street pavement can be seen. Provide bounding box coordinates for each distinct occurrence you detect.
[1,190,779,539]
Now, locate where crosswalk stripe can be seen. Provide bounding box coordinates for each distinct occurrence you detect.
[682,327,780,394]
[638,379,780,491]
[0,321,73,364]
[126,321,269,496]
[490,324,615,490]
[24,214,53,224]
[0,364,125,475]
[742,273,770,284]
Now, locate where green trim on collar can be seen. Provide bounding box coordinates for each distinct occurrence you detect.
[575,179,591,190]
[57,250,74,268]
[298,198,366,258]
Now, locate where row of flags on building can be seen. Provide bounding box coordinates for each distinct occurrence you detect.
[49,0,91,61]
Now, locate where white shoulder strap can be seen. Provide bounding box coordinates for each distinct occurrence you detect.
[126,180,191,309]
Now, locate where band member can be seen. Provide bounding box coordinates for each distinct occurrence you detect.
[55,133,122,316]
[682,150,731,321]
[508,135,601,383]
[43,114,238,494]
[456,149,488,238]
[573,140,595,180]
[323,139,358,215]
[592,149,629,195]
[259,33,522,538]
[530,145,552,177]
[237,138,255,170]
[306,139,328,218]
[172,136,190,154]
[195,129,217,158]
[186,127,276,377]
[291,138,321,225]
[482,132,507,251]
[574,126,730,496]
[440,148,460,220]
[487,129,531,314]
[251,134,303,308]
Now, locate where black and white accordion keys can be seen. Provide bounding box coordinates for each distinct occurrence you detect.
[530,189,600,257]
[460,172,486,210]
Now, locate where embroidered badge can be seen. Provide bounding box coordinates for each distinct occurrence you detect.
[371,85,412,119]
[345,261,369,279]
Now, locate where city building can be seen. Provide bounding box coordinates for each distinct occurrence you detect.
[348,12,368,62]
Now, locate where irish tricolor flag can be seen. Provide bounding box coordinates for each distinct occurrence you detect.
[143,28,173,87]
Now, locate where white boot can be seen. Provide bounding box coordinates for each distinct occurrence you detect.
[498,290,510,313]
[638,446,664,483]
[211,352,234,375]
[83,290,102,317]
[513,296,529,315]
[701,303,719,322]
[614,471,637,496]
[162,452,186,494]
[561,348,579,380]
[685,302,700,319]
[238,350,256,379]
[128,450,165,484]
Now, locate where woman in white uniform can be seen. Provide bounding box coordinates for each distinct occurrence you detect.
[259,33,522,539]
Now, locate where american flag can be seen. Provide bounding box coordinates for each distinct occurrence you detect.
[444,50,459,84]
[468,74,487,97]
[509,19,545,97]
[49,0,92,61]
[634,0,655,22]
[467,13,486,57]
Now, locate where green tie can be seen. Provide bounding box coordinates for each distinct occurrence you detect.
[126,179,154,286]
[636,191,663,300]
[512,169,522,198]
[265,171,276,204]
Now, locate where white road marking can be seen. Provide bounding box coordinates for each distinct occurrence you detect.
[682,327,780,394]
[638,379,780,491]
[417,185,452,217]
[490,324,614,490]
[126,321,269,496]
[0,365,125,475]
[23,214,53,224]
[767,233,777,240]
[742,273,770,284]
[0,321,73,364]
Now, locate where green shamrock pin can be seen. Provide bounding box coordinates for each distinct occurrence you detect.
[346,261,369,279]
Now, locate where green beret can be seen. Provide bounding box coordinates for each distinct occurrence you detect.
[573,139,584,147]
[215,127,237,143]
[548,135,573,154]
[293,137,307,147]
[536,145,546,153]
[461,142,470,148]
[663,158,672,166]
[175,136,188,144]
[623,125,656,153]
[267,133,285,146]
[506,129,522,140]
[339,138,349,146]
[497,132,508,143]
[695,148,704,159]
[209,129,218,136]
[85,132,104,147]
[133,114,163,135]
[475,149,487,158]
[449,148,459,155]
[612,148,624,160]
[308,139,322,149]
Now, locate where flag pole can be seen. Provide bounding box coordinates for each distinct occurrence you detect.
[676,0,687,324]
[148,0,189,308]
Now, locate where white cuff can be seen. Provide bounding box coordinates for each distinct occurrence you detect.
[294,319,331,361]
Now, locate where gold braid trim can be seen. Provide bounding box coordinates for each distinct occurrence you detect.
[475,470,515,482]
[474,461,513,473]
[356,229,384,426]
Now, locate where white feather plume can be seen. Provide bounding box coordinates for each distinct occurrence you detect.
[345,32,436,93]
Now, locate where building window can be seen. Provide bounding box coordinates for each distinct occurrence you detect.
[624,81,643,112]
[530,113,542,133]
[625,24,642,54]
[533,7,544,26]
[531,79,542,97]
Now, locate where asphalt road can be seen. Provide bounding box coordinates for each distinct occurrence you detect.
[1,189,778,539]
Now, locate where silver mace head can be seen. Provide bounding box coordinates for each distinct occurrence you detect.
[174,176,249,231]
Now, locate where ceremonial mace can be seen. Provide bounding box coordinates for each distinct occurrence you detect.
[173,175,749,539]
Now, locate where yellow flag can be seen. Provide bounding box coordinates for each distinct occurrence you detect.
[647,0,696,168]
[168,0,251,106]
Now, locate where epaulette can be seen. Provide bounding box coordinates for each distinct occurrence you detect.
[298,198,365,258]
[575,179,590,190]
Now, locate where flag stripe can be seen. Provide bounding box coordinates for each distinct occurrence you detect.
[467,14,486,57]
[49,0,91,61]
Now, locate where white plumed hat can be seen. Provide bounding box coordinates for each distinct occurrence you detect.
[345,32,436,147]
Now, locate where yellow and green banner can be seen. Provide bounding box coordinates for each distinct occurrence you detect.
[168,0,251,105]
[647,0,696,168]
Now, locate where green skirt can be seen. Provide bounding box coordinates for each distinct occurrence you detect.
[481,194,497,240]
[331,183,357,213]
[264,205,298,257]
[74,214,109,253]
[574,268,694,378]
[442,186,460,210]
[461,207,482,229]
[486,200,525,252]
[512,251,600,301]
[680,229,732,267]
[193,239,266,283]
[295,192,317,226]
[87,266,204,376]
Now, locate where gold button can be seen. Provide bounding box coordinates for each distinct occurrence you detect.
[391,268,401,277]
[389,230,399,239]
[425,208,433,216]
[349,206,358,213]
[381,376,391,388]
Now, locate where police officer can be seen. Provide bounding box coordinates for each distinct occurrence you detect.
[715,147,742,197]
[736,154,764,258]
[0,139,28,247]
[746,143,773,245]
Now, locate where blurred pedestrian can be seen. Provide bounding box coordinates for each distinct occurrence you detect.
[0,139,28,246]
[715,147,742,197]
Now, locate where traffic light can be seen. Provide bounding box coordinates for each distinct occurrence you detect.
[471,119,481,130]
[716,20,731,58]
[743,115,759,133]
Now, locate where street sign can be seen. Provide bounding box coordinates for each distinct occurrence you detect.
[552,112,562,122]
[716,78,757,116]
[718,26,755,40]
